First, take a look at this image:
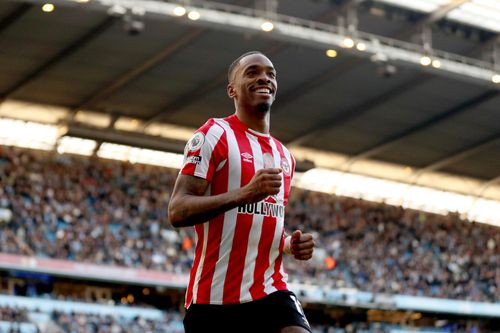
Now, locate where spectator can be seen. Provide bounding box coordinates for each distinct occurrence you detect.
[0,145,498,302]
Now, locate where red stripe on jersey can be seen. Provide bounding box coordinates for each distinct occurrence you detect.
[205,131,226,184]
[249,136,277,299]
[182,158,196,176]
[222,130,254,303]
[192,131,228,303]
[250,215,276,299]
[270,139,293,290]
[196,215,224,302]
[185,223,204,308]
[271,229,287,290]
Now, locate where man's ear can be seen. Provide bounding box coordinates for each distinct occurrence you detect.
[227,83,236,98]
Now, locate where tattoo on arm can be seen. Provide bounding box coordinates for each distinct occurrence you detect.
[169,173,243,227]
[183,176,209,196]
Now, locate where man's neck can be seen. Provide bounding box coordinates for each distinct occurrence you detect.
[235,108,270,134]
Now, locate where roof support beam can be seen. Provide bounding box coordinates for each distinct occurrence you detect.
[70,0,255,122]
[293,33,500,162]
[0,3,31,35]
[414,131,500,175]
[141,3,353,127]
[0,16,116,101]
[65,123,186,154]
[286,73,431,146]
[321,0,365,23]
[142,71,227,126]
[396,0,469,41]
[69,27,205,116]
[349,89,499,162]
[142,42,288,127]
[274,58,364,114]
[477,175,500,197]
[426,0,469,22]
[282,11,500,146]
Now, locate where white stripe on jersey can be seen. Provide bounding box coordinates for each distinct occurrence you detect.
[281,146,294,181]
[279,146,293,283]
[271,139,285,204]
[209,119,241,303]
[193,123,224,179]
[262,138,287,295]
[238,132,264,302]
[192,221,209,303]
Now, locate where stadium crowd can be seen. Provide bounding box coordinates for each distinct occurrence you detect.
[0,305,28,323]
[0,145,498,302]
[284,190,499,302]
[0,305,184,333]
[0,304,390,333]
[1,303,484,333]
[52,311,184,333]
[0,304,363,333]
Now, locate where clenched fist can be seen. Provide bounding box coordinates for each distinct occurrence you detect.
[285,230,314,261]
[240,168,282,204]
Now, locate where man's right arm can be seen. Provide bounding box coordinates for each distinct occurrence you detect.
[168,168,282,228]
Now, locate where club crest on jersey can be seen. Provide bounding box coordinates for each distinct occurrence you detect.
[186,132,205,152]
[281,158,291,176]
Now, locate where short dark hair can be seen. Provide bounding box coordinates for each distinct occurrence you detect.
[227,51,265,83]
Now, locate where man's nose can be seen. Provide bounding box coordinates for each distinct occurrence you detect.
[257,74,270,83]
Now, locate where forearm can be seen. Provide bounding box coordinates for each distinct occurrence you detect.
[168,169,281,228]
[168,188,245,228]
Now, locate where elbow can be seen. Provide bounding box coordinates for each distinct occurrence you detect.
[168,200,184,228]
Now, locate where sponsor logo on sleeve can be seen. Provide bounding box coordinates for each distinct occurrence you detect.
[186,155,202,165]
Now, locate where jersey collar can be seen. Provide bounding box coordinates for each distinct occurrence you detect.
[226,114,270,138]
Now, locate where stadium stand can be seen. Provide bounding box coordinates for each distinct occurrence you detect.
[1,0,499,331]
[0,299,184,333]
[51,310,184,333]
[0,145,498,305]
[0,145,191,274]
[285,189,499,302]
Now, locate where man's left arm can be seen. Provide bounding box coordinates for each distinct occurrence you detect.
[283,230,314,260]
[282,152,313,260]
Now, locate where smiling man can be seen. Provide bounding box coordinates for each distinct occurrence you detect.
[168,51,314,333]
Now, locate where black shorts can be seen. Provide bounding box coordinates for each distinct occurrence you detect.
[183,290,311,333]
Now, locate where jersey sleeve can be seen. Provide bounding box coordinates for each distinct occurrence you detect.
[180,119,226,182]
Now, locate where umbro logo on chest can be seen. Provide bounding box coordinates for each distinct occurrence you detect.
[241,152,253,163]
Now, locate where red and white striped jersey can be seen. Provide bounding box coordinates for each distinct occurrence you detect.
[180,114,295,307]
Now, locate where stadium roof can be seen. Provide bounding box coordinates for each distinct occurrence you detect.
[0,0,500,202]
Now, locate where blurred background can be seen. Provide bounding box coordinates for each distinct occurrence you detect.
[0,0,499,332]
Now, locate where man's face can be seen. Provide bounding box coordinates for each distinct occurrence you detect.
[228,54,277,112]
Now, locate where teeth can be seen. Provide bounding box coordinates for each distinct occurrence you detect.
[256,88,270,93]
